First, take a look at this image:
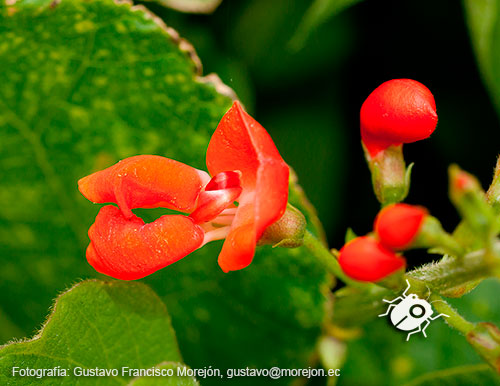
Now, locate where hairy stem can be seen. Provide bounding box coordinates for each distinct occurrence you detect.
[429,293,475,335]
[407,243,500,294]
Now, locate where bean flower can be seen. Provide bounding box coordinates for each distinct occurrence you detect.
[79,101,290,280]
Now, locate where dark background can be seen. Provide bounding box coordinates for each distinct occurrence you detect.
[142,0,500,264]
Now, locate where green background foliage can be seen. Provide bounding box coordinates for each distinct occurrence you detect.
[2,0,500,385]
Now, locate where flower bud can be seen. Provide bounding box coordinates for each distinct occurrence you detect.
[360,79,437,205]
[374,203,427,250]
[360,79,438,157]
[338,236,406,282]
[449,165,496,242]
[374,203,465,256]
[258,204,306,248]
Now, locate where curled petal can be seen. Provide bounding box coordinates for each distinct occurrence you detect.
[87,205,204,280]
[207,102,289,272]
[79,155,210,218]
[189,171,242,224]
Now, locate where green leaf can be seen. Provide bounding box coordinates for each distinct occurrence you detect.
[0,280,187,385]
[289,0,365,50]
[464,0,500,113]
[0,0,330,381]
[0,0,232,338]
[145,0,222,14]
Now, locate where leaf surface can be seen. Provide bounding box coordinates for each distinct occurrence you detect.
[0,280,187,385]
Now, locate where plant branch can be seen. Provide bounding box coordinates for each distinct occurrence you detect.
[302,231,369,289]
[428,293,475,335]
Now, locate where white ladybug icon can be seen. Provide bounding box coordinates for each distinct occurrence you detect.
[379,280,449,341]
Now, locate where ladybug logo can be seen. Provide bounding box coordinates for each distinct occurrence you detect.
[379,280,449,341]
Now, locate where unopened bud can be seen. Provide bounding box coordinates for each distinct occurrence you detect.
[338,236,406,282]
[258,204,306,248]
[449,165,496,241]
[374,203,427,250]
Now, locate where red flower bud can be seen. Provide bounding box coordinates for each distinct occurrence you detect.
[360,79,438,157]
[338,236,406,282]
[374,203,428,250]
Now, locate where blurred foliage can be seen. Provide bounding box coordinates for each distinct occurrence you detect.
[290,0,365,50]
[464,0,500,114]
[340,279,500,386]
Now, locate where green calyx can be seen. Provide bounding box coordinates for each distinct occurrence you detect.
[258,203,307,248]
[363,143,412,206]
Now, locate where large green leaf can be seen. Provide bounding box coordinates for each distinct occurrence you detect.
[0,280,192,385]
[0,0,231,337]
[464,0,500,114]
[0,0,330,381]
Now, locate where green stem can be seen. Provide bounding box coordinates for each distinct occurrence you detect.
[302,231,368,289]
[429,293,475,335]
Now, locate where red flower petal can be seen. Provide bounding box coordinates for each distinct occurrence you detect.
[338,236,406,282]
[360,79,438,157]
[374,203,428,250]
[78,155,210,218]
[206,101,289,272]
[87,205,204,280]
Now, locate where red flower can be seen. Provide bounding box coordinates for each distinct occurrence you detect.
[360,79,438,157]
[338,236,406,282]
[374,203,428,250]
[79,101,289,279]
